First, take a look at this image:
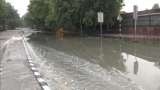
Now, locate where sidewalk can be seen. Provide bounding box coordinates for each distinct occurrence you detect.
[0,31,41,90]
[103,34,160,39]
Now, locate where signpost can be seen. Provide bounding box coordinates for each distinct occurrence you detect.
[117,14,123,38]
[117,14,123,58]
[133,5,138,40]
[98,12,104,37]
[97,12,104,61]
[98,12,104,23]
[133,5,138,58]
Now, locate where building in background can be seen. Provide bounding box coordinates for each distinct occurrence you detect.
[122,8,160,36]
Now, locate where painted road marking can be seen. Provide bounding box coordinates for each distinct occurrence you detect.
[31,67,38,71]
[34,72,41,76]
[22,34,51,90]
[42,85,51,90]
[29,63,34,66]
[37,78,45,83]
[28,60,33,63]
[28,57,32,60]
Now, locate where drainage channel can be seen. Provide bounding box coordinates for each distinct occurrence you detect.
[22,32,51,90]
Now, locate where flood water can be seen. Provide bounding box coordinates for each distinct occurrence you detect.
[26,32,160,90]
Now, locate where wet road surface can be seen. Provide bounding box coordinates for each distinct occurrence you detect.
[26,31,160,90]
[0,30,41,90]
[1,28,160,90]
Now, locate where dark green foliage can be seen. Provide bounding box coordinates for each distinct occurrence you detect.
[0,0,21,30]
[25,0,123,33]
[26,0,49,29]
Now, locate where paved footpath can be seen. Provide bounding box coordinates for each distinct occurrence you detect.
[103,34,160,39]
[0,30,41,90]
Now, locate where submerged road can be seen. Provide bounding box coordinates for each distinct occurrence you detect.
[1,28,160,90]
[28,30,160,90]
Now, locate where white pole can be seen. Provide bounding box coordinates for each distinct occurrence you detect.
[97,12,104,61]
[133,5,138,41]
[134,18,137,40]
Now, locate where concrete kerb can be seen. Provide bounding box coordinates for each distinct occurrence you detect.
[27,60,50,90]
[22,32,51,90]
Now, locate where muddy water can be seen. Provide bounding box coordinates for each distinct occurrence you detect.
[27,32,160,90]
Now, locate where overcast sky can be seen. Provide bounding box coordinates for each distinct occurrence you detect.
[6,0,29,17]
[122,0,160,12]
[5,0,160,17]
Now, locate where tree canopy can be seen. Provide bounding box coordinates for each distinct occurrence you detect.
[0,0,21,30]
[25,0,123,34]
[152,3,159,9]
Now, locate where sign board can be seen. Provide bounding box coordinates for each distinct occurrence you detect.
[98,12,104,23]
[117,15,123,22]
[133,5,138,20]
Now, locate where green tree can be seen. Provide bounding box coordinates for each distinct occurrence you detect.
[51,0,123,34]
[0,0,5,30]
[28,0,49,29]
[152,3,159,9]
[4,3,21,29]
[0,0,21,30]
[26,0,123,34]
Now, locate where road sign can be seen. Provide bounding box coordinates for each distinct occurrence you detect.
[98,12,104,23]
[117,15,123,22]
[133,5,138,20]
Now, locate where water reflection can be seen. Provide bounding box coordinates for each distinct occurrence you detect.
[28,32,160,90]
[122,52,160,90]
[134,60,139,75]
[99,36,104,65]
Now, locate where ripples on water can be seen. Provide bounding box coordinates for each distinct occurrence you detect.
[26,42,142,90]
[26,33,160,90]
